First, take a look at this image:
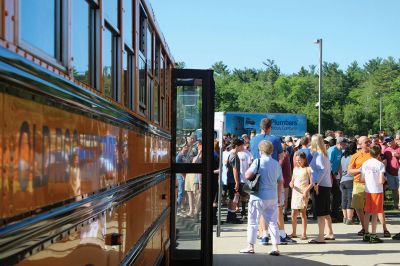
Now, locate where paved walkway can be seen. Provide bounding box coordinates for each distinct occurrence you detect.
[213,212,400,266]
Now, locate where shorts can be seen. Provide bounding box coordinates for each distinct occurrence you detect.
[364,192,383,214]
[351,182,365,209]
[225,183,241,200]
[184,173,196,192]
[386,173,399,190]
[314,186,331,216]
[340,180,353,209]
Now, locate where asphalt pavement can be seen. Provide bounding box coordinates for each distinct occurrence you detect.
[213,211,400,266]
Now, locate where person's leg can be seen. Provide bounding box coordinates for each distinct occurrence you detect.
[371,214,378,234]
[331,178,342,221]
[378,212,388,231]
[316,216,326,242]
[324,215,334,238]
[300,208,308,238]
[244,200,260,251]
[392,189,399,209]
[177,175,184,210]
[364,212,371,234]
[340,182,348,222]
[291,209,299,236]
[387,174,399,209]
[347,209,354,222]
[259,215,268,235]
[263,200,280,253]
[187,191,194,216]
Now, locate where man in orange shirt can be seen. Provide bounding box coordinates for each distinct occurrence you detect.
[348,136,372,235]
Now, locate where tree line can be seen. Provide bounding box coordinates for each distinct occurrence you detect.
[203,58,400,136]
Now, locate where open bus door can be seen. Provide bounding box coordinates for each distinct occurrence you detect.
[171,69,215,266]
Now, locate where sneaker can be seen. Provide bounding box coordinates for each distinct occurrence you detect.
[260,236,269,245]
[362,234,370,242]
[345,219,355,225]
[226,216,243,224]
[369,234,383,243]
[280,235,297,245]
[392,233,400,240]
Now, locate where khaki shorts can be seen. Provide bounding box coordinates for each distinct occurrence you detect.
[351,182,365,209]
[184,173,196,192]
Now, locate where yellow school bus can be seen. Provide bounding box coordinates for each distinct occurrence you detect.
[0,0,216,265]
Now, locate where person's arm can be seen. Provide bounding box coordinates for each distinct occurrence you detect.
[289,168,295,188]
[278,151,284,161]
[379,172,385,185]
[233,156,240,191]
[277,179,283,205]
[277,166,283,204]
[347,154,359,176]
[245,159,258,180]
[360,166,365,183]
[304,167,314,194]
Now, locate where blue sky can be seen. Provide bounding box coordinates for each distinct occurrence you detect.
[151,0,400,74]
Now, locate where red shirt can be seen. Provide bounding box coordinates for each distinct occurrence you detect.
[384,145,400,176]
[279,152,292,188]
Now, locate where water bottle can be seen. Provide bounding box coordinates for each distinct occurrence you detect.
[233,192,240,204]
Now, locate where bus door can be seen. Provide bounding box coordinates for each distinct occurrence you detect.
[171,69,215,266]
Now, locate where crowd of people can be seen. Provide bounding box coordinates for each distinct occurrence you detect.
[174,118,400,256]
[219,120,400,256]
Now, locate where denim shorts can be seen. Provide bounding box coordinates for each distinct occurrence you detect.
[386,173,399,190]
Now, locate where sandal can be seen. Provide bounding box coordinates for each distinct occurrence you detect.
[269,250,280,256]
[357,229,365,236]
[308,239,326,244]
[290,234,298,238]
[239,248,255,254]
[300,236,308,240]
[383,230,391,238]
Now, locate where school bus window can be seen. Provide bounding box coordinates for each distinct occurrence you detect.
[138,55,147,113]
[0,2,3,38]
[103,27,113,99]
[123,0,133,48]
[146,25,152,71]
[139,6,146,55]
[155,40,161,81]
[153,82,160,123]
[103,0,119,29]
[148,77,154,120]
[160,54,165,127]
[20,0,59,59]
[72,0,90,85]
[123,48,134,109]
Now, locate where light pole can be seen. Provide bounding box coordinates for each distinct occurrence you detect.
[314,38,322,134]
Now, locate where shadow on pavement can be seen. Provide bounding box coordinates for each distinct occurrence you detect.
[214,253,330,266]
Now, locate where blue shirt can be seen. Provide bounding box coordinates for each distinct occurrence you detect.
[250,134,283,161]
[248,155,283,200]
[298,148,313,164]
[310,152,332,187]
[327,146,342,173]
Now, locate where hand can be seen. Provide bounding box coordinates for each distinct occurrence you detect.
[235,183,239,192]
[302,192,308,202]
[314,184,319,195]
[289,181,294,188]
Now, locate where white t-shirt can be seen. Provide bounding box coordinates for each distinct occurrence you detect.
[238,150,253,183]
[361,158,385,193]
[221,151,230,185]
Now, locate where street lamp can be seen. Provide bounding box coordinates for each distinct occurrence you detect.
[314,38,323,134]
